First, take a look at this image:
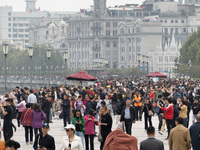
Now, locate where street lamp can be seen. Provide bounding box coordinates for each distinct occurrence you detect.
[137,53,141,69]
[63,51,68,85]
[99,57,109,79]
[46,48,52,88]
[3,43,9,92]
[28,46,33,89]
[146,56,149,73]
[142,55,146,71]
[188,60,192,79]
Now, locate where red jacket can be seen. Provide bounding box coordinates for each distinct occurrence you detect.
[161,104,173,120]
[20,108,33,127]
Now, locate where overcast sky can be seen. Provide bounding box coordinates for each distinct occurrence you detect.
[1,0,142,12]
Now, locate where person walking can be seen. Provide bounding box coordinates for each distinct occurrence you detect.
[141,98,154,130]
[84,109,99,150]
[178,100,188,127]
[157,95,164,132]
[27,90,37,108]
[72,109,86,149]
[31,103,46,136]
[120,100,135,135]
[61,94,71,128]
[15,96,26,128]
[60,124,83,150]
[157,98,173,139]
[74,96,85,116]
[99,105,112,150]
[172,99,179,128]
[189,114,200,150]
[0,98,14,142]
[169,117,191,150]
[20,103,33,145]
[192,97,200,124]
[140,126,164,150]
[33,123,55,150]
[85,95,94,115]
[41,95,52,124]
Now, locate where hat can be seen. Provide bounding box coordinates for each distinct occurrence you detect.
[90,88,93,91]
[42,123,49,128]
[83,87,86,90]
[107,85,111,88]
[64,124,75,130]
[33,89,36,92]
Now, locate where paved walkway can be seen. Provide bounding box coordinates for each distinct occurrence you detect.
[7,114,193,150]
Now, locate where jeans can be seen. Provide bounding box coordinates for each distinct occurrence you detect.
[183,118,188,127]
[193,114,197,124]
[84,134,94,150]
[144,115,152,130]
[166,119,173,138]
[63,112,70,127]
[44,112,50,123]
[124,119,132,135]
[34,128,42,136]
[24,126,33,142]
[135,106,141,120]
[75,131,84,149]
[158,114,163,130]
[17,112,22,127]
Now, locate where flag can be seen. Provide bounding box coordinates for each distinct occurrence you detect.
[42,16,44,19]
[30,10,32,13]
[123,7,125,10]
[139,5,143,9]
[80,9,82,12]
[39,7,40,11]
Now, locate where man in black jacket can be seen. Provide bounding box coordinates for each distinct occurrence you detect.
[42,96,52,123]
[120,100,135,135]
[33,123,55,150]
[85,95,95,115]
[61,94,70,127]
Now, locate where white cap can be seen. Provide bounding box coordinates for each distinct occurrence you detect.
[64,124,75,130]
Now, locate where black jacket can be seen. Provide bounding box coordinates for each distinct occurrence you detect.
[33,133,55,150]
[192,103,200,115]
[61,99,70,113]
[41,100,51,114]
[85,100,93,115]
[120,106,135,122]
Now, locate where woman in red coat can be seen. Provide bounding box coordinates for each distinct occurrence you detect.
[20,103,33,145]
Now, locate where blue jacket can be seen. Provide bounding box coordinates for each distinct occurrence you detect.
[189,122,200,150]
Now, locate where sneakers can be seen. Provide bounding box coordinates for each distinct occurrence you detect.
[30,141,33,145]
[159,131,163,135]
[26,142,29,145]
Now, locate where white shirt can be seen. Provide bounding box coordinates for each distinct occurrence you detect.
[60,135,83,150]
[27,93,37,104]
[54,91,57,101]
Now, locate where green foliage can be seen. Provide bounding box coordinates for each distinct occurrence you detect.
[0,44,66,76]
[177,29,200,77]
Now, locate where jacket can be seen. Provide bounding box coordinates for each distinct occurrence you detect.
[161,104,173,120]
[140,137,164,150]
[189,122,200,150]
[20,108,33,127]
[141,103,154,116]
[61,99,70,113]
[33,133,55,150]
[60,135,83,150]
[15,100,26,112]
[169,124,191,150]
[31,110,46,128]
[103,129,138,150]
[133,94,142,107]
[84,115,98,135]
[85,100,93,115]
[120,106,135,122]
[72,117,86,134]
[42,99,51,114]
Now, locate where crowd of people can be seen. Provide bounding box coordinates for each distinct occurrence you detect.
[0,78,200,149]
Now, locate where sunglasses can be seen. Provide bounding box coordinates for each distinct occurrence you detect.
[66,129,74,132]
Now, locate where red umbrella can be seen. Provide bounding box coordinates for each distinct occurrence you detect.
[147,71,167,78]
[66,71,97,81]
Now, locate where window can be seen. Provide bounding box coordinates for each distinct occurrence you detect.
[183,28,186,33]
[128,29,130,33]
[120,28,124,34]
[13,24,17,27]
[8,34,11,37]
[25,40,29,43]
[106,30,110,36]
[106,41,110,47]
[13,34,17,37]
[165,28,168,35]
[13,29,17,32]
[25,29,29,32]
[128,38,131,43]
[165,56,168,62]
[113,41,117,47]
[19,24,23,27]
[136,27,141,33]
[164,20,167,23]
[129,56,131,61]
[113,22,117,27]
[129,47,131,52]
[170,28,173,35]
[8,29,11,32]
[182,20,184,23]
[19,29,23,32]
[121,47,124,52]
[121,56,124,61]
[160,20,163,23]
[159,56,163,62]
[8,23,11,26]
[25,34,29,37]
[113,30,117,36]
[8,12,11,16]
[8,18,11,21]
[171,20,174,23]
[106,22,110,27]
[19,34,23,37]
[113,62,117,68]
[159,67,162,72]
[170,56,175,62]
[132,29,134,33]
[175,28,178,35]
[175,20,178,23]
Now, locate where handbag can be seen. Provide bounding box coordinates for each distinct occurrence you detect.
[98,125,103,142]
[146,105,153,116]
[21,108,31,126]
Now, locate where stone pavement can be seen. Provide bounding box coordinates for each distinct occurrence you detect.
[7,114,193,150]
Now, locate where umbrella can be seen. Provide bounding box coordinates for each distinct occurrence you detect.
[66,71,97,81]
[147,71,167,78]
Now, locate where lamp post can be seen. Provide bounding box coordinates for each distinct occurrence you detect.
[46,48,52,88]
[99,57,109,79]
[63,51,68,85]
[28,46,33,89]
[188,60,192,79]
[137,53,141,70]
[146,56,149,73]
[3,43,9,92]
[142,55,145,71]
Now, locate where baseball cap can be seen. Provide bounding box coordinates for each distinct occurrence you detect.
[64,124,75,130]
[33,89,36,92]
[42,123,49,128]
